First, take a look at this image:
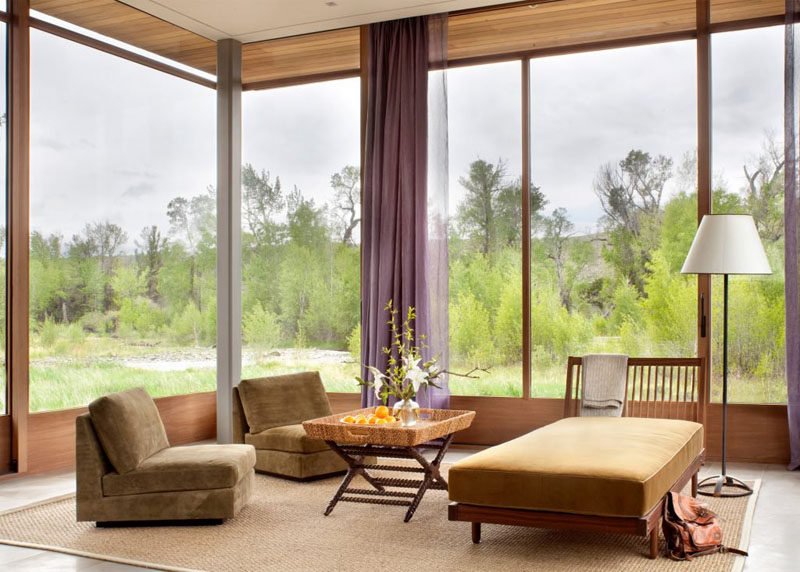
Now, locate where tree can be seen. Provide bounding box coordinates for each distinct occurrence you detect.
[743,135,784,242]
[543,208,575,311]
[594,149,673,295]
[242,163,284,246]
[286,187,328,250]
[456,158,506,255]
[167,188,216,309]
[594,150,672,234]
[330,165,361,245]
[135,225,167,302]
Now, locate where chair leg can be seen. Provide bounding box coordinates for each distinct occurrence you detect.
[692,472,699,497]
[649,528,659,559]
[471,522,481,544]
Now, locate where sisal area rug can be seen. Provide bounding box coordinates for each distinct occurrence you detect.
[0,467,759,572]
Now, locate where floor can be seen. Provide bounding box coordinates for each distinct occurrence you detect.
[0,455,797,571]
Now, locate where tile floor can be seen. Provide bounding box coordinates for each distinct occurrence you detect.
[0,455,797,571]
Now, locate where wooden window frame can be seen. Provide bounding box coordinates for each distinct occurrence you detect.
[1,1,791,477]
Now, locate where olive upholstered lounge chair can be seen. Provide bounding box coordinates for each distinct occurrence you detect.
[76,387,256,525]
[232,371,348,480]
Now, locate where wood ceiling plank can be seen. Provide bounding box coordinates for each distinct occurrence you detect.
[30,0,216,74]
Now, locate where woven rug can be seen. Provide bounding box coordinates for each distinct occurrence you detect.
[0,467,759,572]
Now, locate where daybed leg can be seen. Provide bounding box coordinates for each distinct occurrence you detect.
[649,528,659,559]
[691,472,698,497]
[471,522,481,544]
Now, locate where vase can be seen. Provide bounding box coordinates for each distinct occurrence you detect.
[392,398,420,426]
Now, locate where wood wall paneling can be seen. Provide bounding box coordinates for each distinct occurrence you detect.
[29,0,216,74]
[15,390,790,475]
[0,416,10,473]
[25,392,216,474]
[242,27,360,89]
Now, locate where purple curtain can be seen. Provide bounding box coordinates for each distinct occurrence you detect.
[361,16,450,409]
[786,0,800,470]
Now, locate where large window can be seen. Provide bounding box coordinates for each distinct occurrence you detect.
[712,26,786,404]
[29,29,216,411]
[448,61,522,396]
[242,78,361,392]
[530,41,698,397]
[0,21,6,414]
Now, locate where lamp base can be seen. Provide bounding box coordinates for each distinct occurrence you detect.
[696,474,753,498]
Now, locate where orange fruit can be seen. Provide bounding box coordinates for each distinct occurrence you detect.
[386,416,396,423]
[368,416,378,424]
[375,406,390,419]
[342,416,356,423]
[354,414,366,421]
[356,418,368,424]
[375,418,388,425]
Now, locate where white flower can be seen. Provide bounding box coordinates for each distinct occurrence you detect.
[405,362,428,393]
[366,365,387,396]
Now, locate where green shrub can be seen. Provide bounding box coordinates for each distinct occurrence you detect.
[80,311,107,334]
[450,292,495,365]
[40,316,59,347]
[347,323,361,360]
[243,302,281,348]
[118,298,165,337]
[169,302,203,345]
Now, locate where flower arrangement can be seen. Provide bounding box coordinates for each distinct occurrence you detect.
[356,300,442,404]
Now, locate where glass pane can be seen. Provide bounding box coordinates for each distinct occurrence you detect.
[0,23,6,415]
[242,78,361,393]
[30,30,216,412]
[711,26,786,404]
[530,40,698,397]
[448,61,522,397]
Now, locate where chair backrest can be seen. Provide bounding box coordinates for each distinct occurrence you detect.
[87,387,170,474]
[564,356,707,425]
[236,371,333,434]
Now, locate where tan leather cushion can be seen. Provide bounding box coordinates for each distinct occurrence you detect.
[88,387,169,474]
[102,444,256,497]
[245,424,331,454]
[237,372,333,434]
[449,417,703,518]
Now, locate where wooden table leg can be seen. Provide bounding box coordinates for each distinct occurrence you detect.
[649,528,659,559]
[472,522,481,544]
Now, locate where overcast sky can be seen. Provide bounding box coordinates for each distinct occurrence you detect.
[28,24,783,247]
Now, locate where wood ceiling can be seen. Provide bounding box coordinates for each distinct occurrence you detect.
[27,0,786,88]
[30,0,217,75]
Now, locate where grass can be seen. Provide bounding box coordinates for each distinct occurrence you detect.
[21,334,789,411]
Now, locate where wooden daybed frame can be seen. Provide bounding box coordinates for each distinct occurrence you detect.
[448,356,708,559]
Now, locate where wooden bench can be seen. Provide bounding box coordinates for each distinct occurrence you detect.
[449,356,707,559]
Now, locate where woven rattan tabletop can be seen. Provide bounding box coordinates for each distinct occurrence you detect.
[303,407,475,447]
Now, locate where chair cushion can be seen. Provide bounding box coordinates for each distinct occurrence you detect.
[245,424,331,454]
[449,417,703,518]
[88,387,169,474]
[102,444,256,497]
[237,372,333,434]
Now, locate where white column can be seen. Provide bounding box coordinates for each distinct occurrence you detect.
[216,39,242,443]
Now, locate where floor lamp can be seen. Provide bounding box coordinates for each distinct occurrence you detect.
[681,214,771,497]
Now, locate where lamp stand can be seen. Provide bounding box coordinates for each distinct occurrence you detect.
[696,274,753,498]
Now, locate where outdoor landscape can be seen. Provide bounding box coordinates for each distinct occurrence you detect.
[22,132,786,411]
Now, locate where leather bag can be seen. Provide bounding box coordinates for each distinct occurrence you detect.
[662,492,748,560]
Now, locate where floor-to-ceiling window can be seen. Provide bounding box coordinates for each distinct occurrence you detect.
[242,78,361,393]
[0,16,6,414]
[711,25,786,404]
[29,28,215,412]
[529,41,698,397]
[447,61,523,397]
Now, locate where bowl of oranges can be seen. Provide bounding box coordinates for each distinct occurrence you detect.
[341,405,398,426]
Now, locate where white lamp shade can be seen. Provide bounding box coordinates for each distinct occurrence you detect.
[681,214,772,275]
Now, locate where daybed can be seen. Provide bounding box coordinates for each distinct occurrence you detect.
[448,356,707,559]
